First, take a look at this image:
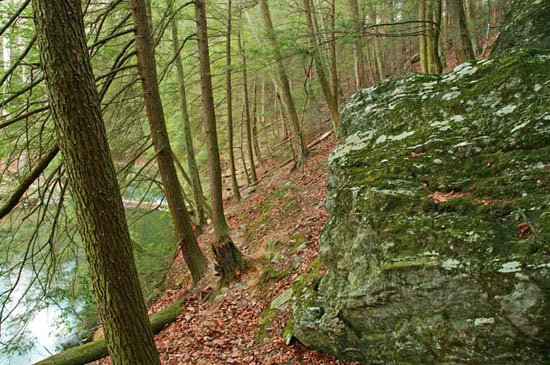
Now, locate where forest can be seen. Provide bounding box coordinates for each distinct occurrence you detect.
[1,0,549,364]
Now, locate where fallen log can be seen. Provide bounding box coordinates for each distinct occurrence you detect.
[34,296,184,365]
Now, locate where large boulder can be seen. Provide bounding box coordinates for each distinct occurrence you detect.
[291,11,550,363]
[492,0,550,55]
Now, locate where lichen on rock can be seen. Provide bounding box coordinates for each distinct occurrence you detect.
[290,3,550,361]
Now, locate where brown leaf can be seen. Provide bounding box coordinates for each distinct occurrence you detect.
[425,191,465,204]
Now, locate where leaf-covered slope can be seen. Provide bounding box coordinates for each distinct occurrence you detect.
[292,48,550,362]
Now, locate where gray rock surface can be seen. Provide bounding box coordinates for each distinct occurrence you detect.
[290,1,550,362]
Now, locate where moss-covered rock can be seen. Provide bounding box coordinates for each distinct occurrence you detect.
[493,0,550,55]
[291,45,550,363]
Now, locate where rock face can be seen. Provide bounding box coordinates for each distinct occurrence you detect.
[291,4,550,362]
[492,0,550,55]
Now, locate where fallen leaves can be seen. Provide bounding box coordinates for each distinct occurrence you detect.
[96,135,357,365]
[425,191,465,204]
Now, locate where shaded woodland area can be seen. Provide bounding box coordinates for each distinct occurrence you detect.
[2,0,543,364]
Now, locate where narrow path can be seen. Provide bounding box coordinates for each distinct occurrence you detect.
[97,135,359,364]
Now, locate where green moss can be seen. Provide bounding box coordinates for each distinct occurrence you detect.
[256,307,277,340]
[293,46,550,362]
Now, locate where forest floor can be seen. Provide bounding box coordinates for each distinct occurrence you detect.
[93,49,475,365]
[96,132,360,364]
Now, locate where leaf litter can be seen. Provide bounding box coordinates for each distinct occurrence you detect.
[95,135,359,364]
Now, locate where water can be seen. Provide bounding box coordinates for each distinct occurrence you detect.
[0,268,79,364]
[0,205,177,364]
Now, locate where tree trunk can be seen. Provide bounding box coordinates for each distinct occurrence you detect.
[167,0,207,225]
[130,0,208,283]
[35,296,185,365]
[366,4,381,82]
[237,22,258,184]
[419,0,429,73]
[329,0,339,107]
[303,0,339,131]
[260,76,272,157]
[225,0,241,202]
[258,0,308,167]
[433,0,444,73]
[252,77,264,165]
[194,0,243,284]
[447,0,475,63]
[370,0,385,81]
[348,0,366,90]
[33,0,160,363]
[239,97,251,186]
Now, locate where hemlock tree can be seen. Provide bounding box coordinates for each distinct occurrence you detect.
[303,0,339,130]
[258,0,308,167]
[129,0,208,283]
[348,0,367,90]
[225,0,242,202]
[32,0,160,363]
[167,0,208,226]
[448,0,476,63]
[237,20,258,185]
[195,0,244,284]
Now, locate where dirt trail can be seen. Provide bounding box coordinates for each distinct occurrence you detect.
[97,134,359,364]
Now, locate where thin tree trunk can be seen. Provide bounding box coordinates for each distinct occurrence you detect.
[238,96,251,186]
[366,6,380,82]
[226,0,241,202]
[33,0,160,363]
[426,0,435,73]
[349,0,367,90]
[329,0,339,107]
[273,90,283,141]
[419,0,429,73]
[167,0,207,225]
[258,0,308,167]
[433,0,444,73]
[130,0,207,283]
[303,0,339,131]
[252,77,263,165]
[237,22,258,184]
[370,0,385,81]
[260,76,272,157]
[194,0,243,284]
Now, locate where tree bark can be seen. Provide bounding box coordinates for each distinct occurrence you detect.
[225,0,241,202]
[252,77,263,165]
[370,0,385,81]
[167,0,207,225]
[419,0,429,73]
[329,0,339,107]
[239,97,251,186]
[258,0,308,167]
[303,0,339,130]
[194,0,243,284]
[33,0,160,363]
[426,0,435,73]
[447,0,475,63]
[130,0,207,284]
[237,22,258,184]
[433,0,444,73]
